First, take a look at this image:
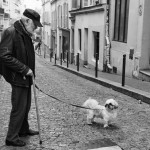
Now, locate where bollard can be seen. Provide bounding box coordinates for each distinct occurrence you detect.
[67,52,69,68]
[44,49,46,58]
[122,54,126,86]
[60,53,62,65]
[49,49,52,62]
[77,53,79,71]
[50,52,51,62]
[44,52,45,58]
[55,54,56,65]
[95,53,98,78]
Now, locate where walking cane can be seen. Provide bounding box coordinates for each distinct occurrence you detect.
[32,76,42,145]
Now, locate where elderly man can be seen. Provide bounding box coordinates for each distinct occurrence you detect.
[0,9,43,147]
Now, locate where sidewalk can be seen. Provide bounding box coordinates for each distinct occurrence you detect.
[39,53,150,105]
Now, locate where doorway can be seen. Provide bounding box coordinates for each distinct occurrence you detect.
[84,28,88,65]
[62,36,69,62]
[93,31,99,60]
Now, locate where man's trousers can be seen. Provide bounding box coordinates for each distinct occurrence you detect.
[6,84,31,142]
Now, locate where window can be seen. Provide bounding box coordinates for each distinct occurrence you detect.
[83,0,88,7]
[72,0,81,9]
[90,0,93,5]
[63,3,65,27]
[114,0,130,43]
[0,15,3,26]
[54,10,57,30]
[63,3,68,28]
[66,3,68,28]
[52,11,56,30]
[60,6,62,27]
[83,0,94,7]
[46,32,48,46]
[0,0,2,7]
[3,0,8,4]
[44,11,49,24]
[51,11,54,29]
[72,0,78,8]
[62,3,69,28]
[58,5,61,27]
[15,9,20,14]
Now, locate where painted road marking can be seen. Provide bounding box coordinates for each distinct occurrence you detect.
[85,138,122,150]
[88,145,122,150]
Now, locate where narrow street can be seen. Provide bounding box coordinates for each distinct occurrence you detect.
[1,55,150,150]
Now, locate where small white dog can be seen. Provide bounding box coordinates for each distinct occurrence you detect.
[83,97,118,128]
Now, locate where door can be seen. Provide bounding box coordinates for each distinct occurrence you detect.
[84,28,88,65]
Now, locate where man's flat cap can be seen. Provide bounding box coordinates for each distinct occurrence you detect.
[23,8,43,27]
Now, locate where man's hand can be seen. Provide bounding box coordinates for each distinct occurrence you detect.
[26,69,33,76]
[23,69,33,80]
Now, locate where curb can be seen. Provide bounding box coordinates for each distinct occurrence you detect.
[55,64,150,105]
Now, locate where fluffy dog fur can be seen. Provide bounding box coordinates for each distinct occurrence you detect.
[83,98,118,128]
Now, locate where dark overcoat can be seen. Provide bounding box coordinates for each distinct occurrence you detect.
[0,20,35,87]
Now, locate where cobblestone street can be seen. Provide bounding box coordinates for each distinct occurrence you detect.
[1,55,150,150]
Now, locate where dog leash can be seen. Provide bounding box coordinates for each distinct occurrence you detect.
[35,84,96,110]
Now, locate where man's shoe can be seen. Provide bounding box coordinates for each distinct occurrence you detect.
[19,129,39,137]
[5,139,26,147]
[27,129,39,136]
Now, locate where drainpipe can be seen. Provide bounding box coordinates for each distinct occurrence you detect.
[42,0,45,57]
[104,0,112,72]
